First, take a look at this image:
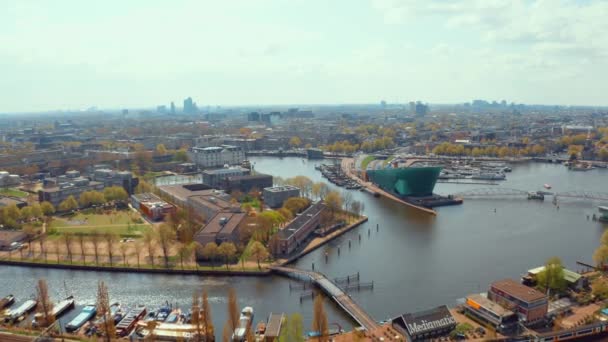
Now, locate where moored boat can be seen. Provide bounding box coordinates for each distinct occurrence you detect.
[4,299,37,323]
[32,296,75,327]
[0,294,15,310]
[599,206,608,213]
[232,306,254,341]
[544,184,552,189]
[116,306,147,337]
[65,305,97,332]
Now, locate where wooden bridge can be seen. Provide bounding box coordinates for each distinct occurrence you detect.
[270,265,379,331]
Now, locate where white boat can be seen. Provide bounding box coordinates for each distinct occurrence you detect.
[32,296,75,327]
[232,306,254,341]
[4,299,37,323]
[544,184,552,189]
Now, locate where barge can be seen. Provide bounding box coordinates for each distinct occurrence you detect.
[116,306,147,337]
[65,305,97,332]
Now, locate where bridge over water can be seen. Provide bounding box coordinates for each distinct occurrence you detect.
[269,265,379,331]
[454,188,608,201]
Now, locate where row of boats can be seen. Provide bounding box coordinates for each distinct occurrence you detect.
[1,293,256,341]
[316,164,362,189]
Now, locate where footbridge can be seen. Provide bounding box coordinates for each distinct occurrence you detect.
[269,265,379,331]
[454,188,608,201]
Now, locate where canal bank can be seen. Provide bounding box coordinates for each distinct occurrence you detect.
[2,157,608,333]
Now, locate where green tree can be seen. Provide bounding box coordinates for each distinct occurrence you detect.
[40,201,55,216]
[218,242,237,270]
[249,241,269,269]
[202,242,219,269]
[103,186,128,203]
[289,136,302,148]
[536,257,566,294]
[59,196,79,212]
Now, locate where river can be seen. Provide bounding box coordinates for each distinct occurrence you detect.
[1,157,607,334]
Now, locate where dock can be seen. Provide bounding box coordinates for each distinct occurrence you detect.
[270,266,379,331]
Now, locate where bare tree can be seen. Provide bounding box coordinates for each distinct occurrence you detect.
[133,241,144,268]
[143,229,156,266]
[119,243,129,266]
[62,232,74,263]
[222,322,231,342]
[227,288,239,332]
[192,291,202,341]
[36,279,54,327]
[96,281,115,341]
[202,290,214,340]
[91,231,101,265]
[312,295,329,342]
[104,232,119,266]
[76,233,86,262]
[341,191,353,217]
[38,234,47,261]
[157,224,176,268]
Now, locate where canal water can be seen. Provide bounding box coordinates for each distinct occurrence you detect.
[2,157,607,333]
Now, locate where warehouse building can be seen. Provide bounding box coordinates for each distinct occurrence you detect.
[263,186,300,208]
[195,212,247,247]
[488,279,548,324]
[275,201,324,256]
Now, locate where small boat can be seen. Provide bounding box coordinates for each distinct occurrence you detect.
[116,306,147,337]
[528,192,544,201]
[155,305,172,322]
[0,294,15,310]
[5,299,38,323]
[599,206,608,213]
[165,309,181,324]
[65,305,97,332]
[32,296,75,327]
[232,306,254,341]
[544,184,552,189]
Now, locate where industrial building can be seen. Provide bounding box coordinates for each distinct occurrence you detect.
[226,174,273,194]
[0,171,20,187]
[464,293,518,333]
[157,183,239,220]
[202,167,248,188]
[275,201,324,256]
[488,279,548,324]
[263,186,300,208]
[130,193,175,221]
[38,170,105,207]
[90,168,138,194]
[194,212,247,247]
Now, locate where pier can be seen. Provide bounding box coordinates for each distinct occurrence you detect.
[270,266,379,331]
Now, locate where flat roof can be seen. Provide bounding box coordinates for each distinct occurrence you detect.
[188,194,235,212]
[263,185,300,192]
[399,305,457,336]
[467,293,514,317]
[197,212,246,236]
[158,184,222,202]
[528,266,582,283]
[491,279,546,303]
[276,202,324,240]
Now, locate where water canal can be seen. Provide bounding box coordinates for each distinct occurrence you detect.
[1,157,607,332]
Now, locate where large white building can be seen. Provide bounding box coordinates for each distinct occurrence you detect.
[188,145,245,169]
[0,171,20,188]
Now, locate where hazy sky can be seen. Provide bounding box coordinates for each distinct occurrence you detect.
[1,0,607,112]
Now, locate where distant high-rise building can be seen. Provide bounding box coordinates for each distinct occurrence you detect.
[157,105,167,113]
[170,102,176,114]
[381,100,387,108]
[248,112,260,121]
[409,101,416,114]
[183,97,194,114]
[415,101,428,116]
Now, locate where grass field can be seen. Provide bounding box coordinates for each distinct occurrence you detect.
[50,210,151,236]
[360,155,376,170]
[0,188,28,197]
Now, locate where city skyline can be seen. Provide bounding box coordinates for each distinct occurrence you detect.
[2,0,608,113]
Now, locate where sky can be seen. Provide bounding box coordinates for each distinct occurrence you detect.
[1,0,607,112]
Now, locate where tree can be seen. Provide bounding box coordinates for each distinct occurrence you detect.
[218,242,237,270]
[103,186,128,203]
[202,290,214,340]
[91,231,101,265]
[227,288,239,332]
[536,257,566,295]
[63,232,74,263]
[289,136,302,148]
[192,291,203,341]
[134,241,144,268]
[40,201,55,216]
[156,143,168,155]
[592,278,608,300]
[104,232,119,266]
[202,242,219,269]
[280,313,304,342]
[312,295,329,341]
[249,241,269,269]
[35,279,54,327]
[97,281,116,341]
[143,229,156,266]
[59,195,79,212]
[119,243,129,266]
[76,232,86,262]
[157,224,176,268]
[324,191,343,220]
[22,225,36,252]
[39,233,48,261]
[223,322,231,342]
[177,243,192,270]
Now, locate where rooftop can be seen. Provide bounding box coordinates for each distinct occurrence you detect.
[277,202,325,240]
[197,212,246,236]
[491,279,547,303]
[528,266,582,284]
[263,185,299,193]
[467,293,514,317]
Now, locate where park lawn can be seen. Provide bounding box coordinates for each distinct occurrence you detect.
[0,188,28,197]
[50,210,151,236]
